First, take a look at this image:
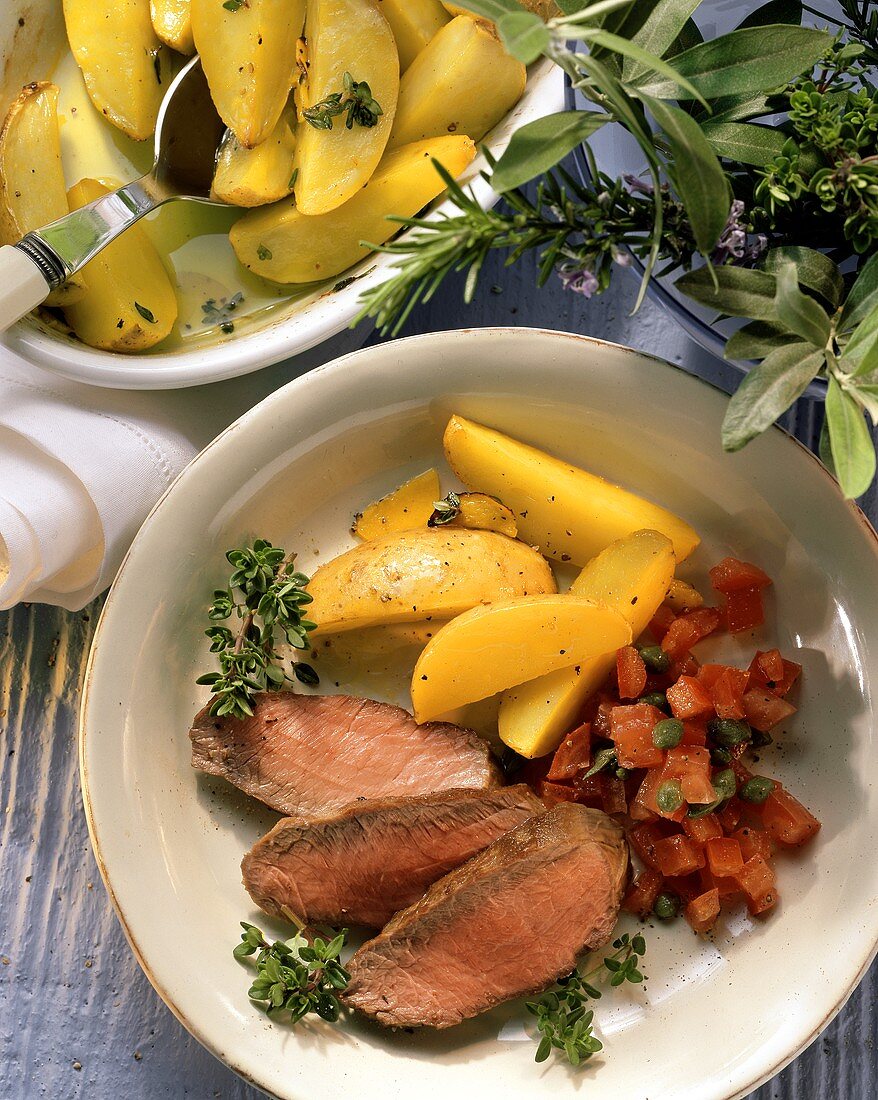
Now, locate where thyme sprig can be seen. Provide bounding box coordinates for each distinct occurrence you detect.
[527,932,647,1067]
[196,539,318,719]
[234,923,350,1023]
[303,72,383,131]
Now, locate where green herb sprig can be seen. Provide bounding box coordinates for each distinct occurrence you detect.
[303,72,383,131]
[196,539,318,719]
[234,923,350,1023]
[427,491,462,526]
[527,932,647,1067]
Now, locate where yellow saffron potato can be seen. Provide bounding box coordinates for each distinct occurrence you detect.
[411,596,632,723]
[444,415,701,564]
[306,527,556,636]
[292,0,399,215]
[311,619,450,676]
[441,0,560,19]
[0,83,85,307]
[150,0,194,54]
[377,0,449,71]
[498,529,676,758]
[441,492,518,538]
[63,0,172,141]
[352,469,441,540]
[212,103,298,207]
[62,179,178,352]
[230,134,476,283]
[665,576,704,612]
[191,0,304,148]
[388,16,525,149]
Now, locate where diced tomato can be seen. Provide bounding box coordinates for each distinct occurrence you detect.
[748,651,802,697]
[733,826,772,862]
[591,698,615,740]
[661,608,723,660]
[757,786,821,847]
[517,754,551,791]
[735,855,778,914]
[653,834,706,877]
[705,836,745,877]
[709,557,772,593]
[758,649,785,683]
[633,767,685,823]
[616,645,647,700]
[660,745,714,805]
[648,603,677,642]
[742,688,796,732]
[630,822,675,870]
[711,667,749,720]
[681,720,708,747]
[700,866,740,899]
[600,774,628,815]
[684,888,721,933]
[571,773,603,807]
[681,771,718,804]
[724,587,766,633]
[610,703,666,769]
[539,781,578,806]
[670,653,701,680]
[623,868,664,919]
[667,676,714,719]
[718,797,744,833]
[683,813,723,843]
[547,722,591,781]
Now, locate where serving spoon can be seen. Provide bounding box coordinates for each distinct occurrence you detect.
[0,56,226,335]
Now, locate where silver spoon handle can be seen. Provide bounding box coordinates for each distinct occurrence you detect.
[16,174,167,290]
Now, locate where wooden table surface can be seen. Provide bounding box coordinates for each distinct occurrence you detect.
[0,247,875,1099]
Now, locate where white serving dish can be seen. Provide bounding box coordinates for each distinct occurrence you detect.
[0,6,563,389]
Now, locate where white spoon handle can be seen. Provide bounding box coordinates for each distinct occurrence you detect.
[0,245,52,333]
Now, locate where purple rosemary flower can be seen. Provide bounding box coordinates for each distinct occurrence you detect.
[713,200,769,264]
[558,266,599,297]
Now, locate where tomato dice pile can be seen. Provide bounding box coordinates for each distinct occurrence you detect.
[526,557,820,936]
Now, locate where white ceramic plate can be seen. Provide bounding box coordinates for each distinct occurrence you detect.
[0,5,563,389]
[80,329,878,1100]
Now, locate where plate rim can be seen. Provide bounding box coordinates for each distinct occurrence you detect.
[79,326,878,1099]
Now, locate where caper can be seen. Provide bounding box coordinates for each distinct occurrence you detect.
[653,891,681,921]
[656,779,684,814]
[710,746,732,766]
[638,691,669,711]
[652,717,684,749]
[708,717,752,747]
[712,768,737,801]
[639,645,671,674]
[740,776,775,804]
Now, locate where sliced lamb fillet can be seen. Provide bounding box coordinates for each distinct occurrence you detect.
[242,785,544,927]
[343,803,628,1029]
[189,692,501,817]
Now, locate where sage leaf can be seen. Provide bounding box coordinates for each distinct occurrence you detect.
[725,320,799,361]
[848,383,878,426]
[585,28,708,105]
[676,265,777,319]
[497,11,550,63]
[819,417,835,474]
[840,254,878,331]
[707,92,774,124]
[584,746,618,779]
[764,246,844,307]
[722,342,825,451]
[634,25,832,100]
[622,0,702,81]
[826,374,876,498]
[737,0,802,28]
[452,0,525,19]
[774,262,831,347]
[491,111,608,192]
[701,122,787,166]
[667,16,703,56]
[642,94,729,253]
[842,302,878,376]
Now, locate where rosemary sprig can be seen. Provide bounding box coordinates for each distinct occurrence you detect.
[303,72,383,131]
[526,932,647,1067]
[196,539,318,719]
[234,922,350,1023]
[427,491,461,526]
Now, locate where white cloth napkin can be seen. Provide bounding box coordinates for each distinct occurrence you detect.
[0,329,365,611]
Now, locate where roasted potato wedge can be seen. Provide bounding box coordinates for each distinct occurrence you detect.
[499,530,676,758]
[62,179,177,352]
[378,0,449,71]
[0,82,85,307]
[411,596,632,722]
[230,133,476,282]
[389,16,525,149]
[306,527,556,635]
[311,620,449,675]
[353,469,441,540]
[151,0,194,53]
[442,1,559,19]
[444,415,701,564]
[431,492,518,538]
[63,0,171,141]
[212,103,298,207]
[192,0,304,148]
[665,577,704,612]
[293,0,400,215]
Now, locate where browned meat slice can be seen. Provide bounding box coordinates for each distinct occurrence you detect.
[343,803,628,1028]
[189,692,501,817]
[241,785,544,928]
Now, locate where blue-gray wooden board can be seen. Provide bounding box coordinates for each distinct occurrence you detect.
[1,249,875,1099]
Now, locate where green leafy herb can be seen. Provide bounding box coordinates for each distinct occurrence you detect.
[134,301,157,324]
[427,491,462,526]
[196,539,317,719]
[526,932,647,1067]
[303,72,383,130]
[288,167,299,191]
[202,291,244,335]
[583,745,618,779]
[256,243,273,261]
[234,923,349,1023]
[223,0,246,11]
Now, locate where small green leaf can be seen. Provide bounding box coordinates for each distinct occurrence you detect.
[764,247,843,308]
[497,11,549,62]
[773,262,831,348]
[701,122,787,166]
[676,265,777,319]
[256,243,273,261]
[826,375,877,498]
[840,254,878,331]
[134,301,157,324]
[722,342,825,450]
[725,320,798,361]
[491,111,608,192]
[706,92,774,124]
[842,303,878,377]
[587,29,708,105]
[622,0,701,81]
[736,0,802,27]
[584,746,618,778]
